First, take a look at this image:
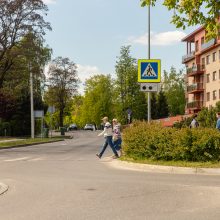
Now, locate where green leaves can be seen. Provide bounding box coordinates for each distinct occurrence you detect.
[140,0,220,39]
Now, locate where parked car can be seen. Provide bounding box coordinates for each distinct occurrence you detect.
[68,124,77,131]
[84,124,95,131]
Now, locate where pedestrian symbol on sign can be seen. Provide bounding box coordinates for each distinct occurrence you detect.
[142,63,156,77]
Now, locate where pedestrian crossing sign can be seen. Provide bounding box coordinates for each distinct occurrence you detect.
[138,59,161,83]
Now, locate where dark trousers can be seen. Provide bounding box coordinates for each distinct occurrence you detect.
[99,136,118,158]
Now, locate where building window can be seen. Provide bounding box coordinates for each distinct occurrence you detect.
[213,52,216,62]
[213,71,217,81]
[207,74,210,83]
[201,37,205,45]
[195,41,199,52]
[201,57,205,69]
[213,90,217,100]
[207,92,210,101]
[206,55,210,65]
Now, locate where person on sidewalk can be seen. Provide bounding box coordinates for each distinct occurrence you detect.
[96,117,119,159]
[112,118,122,157]
[190,114,199,128]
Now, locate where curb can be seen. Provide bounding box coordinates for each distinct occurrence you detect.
[0,139,64,150]
[0,182,8,195]
[109,160,220,175]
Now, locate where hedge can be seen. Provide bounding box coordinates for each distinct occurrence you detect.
[122,121,220,162]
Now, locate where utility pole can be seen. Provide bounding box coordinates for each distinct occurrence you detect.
[147,3,151,123]
[29,63,35,138]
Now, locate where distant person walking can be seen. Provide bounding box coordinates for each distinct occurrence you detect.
[216,112,220,130]
[96,117,119,159]
[190,114,199,128]
[112,118,122,157]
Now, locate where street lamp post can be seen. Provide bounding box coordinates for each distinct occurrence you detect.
[147,4,151,123]
[29,63,35,138]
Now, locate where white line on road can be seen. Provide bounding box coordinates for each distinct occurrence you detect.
[4,157,29,162]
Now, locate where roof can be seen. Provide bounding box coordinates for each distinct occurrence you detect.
[182,26,204,42]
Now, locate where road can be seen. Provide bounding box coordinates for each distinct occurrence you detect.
[0,131,220,220]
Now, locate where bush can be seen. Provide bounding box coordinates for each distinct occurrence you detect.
[122,121,220,162]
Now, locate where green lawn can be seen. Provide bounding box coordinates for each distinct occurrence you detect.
[120,156,220,168]
[0,138,64,148]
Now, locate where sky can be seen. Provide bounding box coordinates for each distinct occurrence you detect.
[42,0,197,93]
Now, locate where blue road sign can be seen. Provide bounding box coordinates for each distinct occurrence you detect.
[138,59,161,83]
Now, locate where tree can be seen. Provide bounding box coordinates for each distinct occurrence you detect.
[115,46,147,124]
[151,93,158,119]
[157,90,169,118]
[0,0,51,87]
[79,74,114,127]
[45,57,79,127]
[0,33,51,136]
[163,67,185,116]
[140,0,220,39]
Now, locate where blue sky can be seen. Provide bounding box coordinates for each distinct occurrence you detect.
[43,0,197,92]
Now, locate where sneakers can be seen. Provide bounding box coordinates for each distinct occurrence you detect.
[96,153,101,159]
[112,155,119,159]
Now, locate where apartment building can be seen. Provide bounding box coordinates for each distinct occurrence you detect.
[182,27,220,114]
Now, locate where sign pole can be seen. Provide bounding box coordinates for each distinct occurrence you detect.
[147,3,151,123]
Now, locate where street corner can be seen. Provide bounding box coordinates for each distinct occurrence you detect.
[108,159,220,175]
[0,182,9,196]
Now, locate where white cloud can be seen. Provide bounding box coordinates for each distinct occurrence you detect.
[77,64,102,94]
[129,31,187,46]
[43,0,56,4]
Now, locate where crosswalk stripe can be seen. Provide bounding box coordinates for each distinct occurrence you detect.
[4,157,29,162]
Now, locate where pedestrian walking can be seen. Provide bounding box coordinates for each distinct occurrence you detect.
[216,112,220,130]
[190,114,199,128]
[96,117,119,159]
[112,118,122,157]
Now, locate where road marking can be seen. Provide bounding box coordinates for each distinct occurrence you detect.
[29,157,44,161]
[4,157,29,162]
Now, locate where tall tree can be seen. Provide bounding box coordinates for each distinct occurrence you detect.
[115,46,147,124]
[0,0,51,87]
[157,90,169,119]
[0,34,51,136]
[140,0,220,39]
[45,57,79,127]
[151,93,158,119]
[163,67,185,116]
[79,74,114,127]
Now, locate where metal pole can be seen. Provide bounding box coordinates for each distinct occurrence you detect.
[30,63,35,138]
[147,4,151,123]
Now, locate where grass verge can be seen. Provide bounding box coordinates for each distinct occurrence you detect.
[0,137,64,148]
[120,156,220,168]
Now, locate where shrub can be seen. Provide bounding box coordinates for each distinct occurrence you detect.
[122,121,220,162]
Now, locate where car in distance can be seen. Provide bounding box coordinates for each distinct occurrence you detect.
[68,124,77,131]
[84,124,95,131]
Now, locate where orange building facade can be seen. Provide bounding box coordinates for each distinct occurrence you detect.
[182,27,220,114]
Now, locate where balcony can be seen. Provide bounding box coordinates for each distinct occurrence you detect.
[182,51,195,63]
[201,39,216,51]
[186,64,205,76]
[187,83,204,94]
[187,100,204,109]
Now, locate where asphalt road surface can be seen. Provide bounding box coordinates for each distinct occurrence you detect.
[0,131,220,220]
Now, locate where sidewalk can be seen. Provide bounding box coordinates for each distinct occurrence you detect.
[109,159,220,175]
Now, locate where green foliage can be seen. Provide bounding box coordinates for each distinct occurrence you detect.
[163,67,185,116]
[140,0,220,40]
[114,46,147,124]
[78,74,114,127]
[123,121,220,162]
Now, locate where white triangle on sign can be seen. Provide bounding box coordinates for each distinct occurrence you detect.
[142,63,157,77]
